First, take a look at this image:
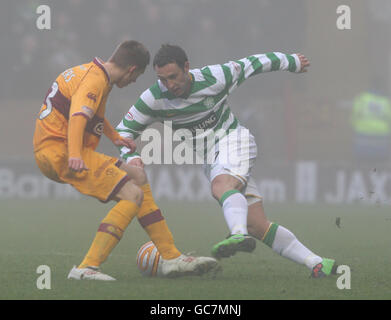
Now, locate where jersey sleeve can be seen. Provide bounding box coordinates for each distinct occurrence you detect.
[66,75,105,158]
[116,91,157,162]
[69,75,105,120]
[221,52,301,91]
[103,117,121,143]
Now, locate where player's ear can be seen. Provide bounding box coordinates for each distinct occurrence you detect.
[128,65,137,74]
[183,61,190,73]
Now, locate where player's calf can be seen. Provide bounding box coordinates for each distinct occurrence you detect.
[121,165,184,261]
[247,201,271,240]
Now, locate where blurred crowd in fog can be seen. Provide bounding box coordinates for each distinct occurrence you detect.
[2,0,391,100]
[1,0,391,164]
[1,0,308,99]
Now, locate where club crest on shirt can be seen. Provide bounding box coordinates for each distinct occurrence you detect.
[93,122,104,136]
[204,97,215,109]
[105,168,118,177]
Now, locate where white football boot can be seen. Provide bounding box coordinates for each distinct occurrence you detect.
[67,266,116,281]
[160,254,221,278]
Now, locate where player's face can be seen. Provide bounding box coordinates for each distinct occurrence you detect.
[155,62,191,98]
[117,66,144,88]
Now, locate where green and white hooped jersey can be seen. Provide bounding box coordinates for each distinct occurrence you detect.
[116,52,301,162]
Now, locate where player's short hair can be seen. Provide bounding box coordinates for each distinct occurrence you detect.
[109,40,150,70]
[153,44,188,70]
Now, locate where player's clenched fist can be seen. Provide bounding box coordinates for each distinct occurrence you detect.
[113,137,136,153]
[68,157,89,172]
[128,157,144,169]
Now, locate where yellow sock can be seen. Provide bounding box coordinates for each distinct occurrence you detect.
[78,200,139,268]
[138,184,181,260]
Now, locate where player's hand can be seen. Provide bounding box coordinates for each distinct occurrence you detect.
[296,53,310,73]
[113,137,136,153]
[68,157,89,172]
[128,158,144,169]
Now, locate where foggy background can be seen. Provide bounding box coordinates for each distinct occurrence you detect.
[1,0,391,205]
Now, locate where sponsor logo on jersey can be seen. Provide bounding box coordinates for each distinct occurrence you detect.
[87,92,97,103]
[93,121,104,136]
[188,112,218,135]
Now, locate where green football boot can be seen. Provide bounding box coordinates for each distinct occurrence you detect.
[311,258,338,278]
[212,234,256,259]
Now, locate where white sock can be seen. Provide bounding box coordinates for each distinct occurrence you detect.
[221,191,248,235]
[271,225,322,269]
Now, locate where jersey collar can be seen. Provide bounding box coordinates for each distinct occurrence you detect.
[93,57,111,83]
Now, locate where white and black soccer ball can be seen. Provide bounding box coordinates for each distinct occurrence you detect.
[136,241,162,277]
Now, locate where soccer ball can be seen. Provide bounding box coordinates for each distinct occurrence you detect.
[136,241,162,277]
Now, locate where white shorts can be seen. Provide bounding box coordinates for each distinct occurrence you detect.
[202,125,262,205]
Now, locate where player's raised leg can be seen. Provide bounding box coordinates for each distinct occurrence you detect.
[247,200,337,278]
[119,163,181,260]
[210,174,256,259]
[68,180,143,281]
[119,162,220,278]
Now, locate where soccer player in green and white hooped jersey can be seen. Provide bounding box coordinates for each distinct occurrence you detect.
[116,44,337,278]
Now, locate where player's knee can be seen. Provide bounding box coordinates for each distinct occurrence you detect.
[120,163,148,186]
[117,181,144,206]
[211,184,223,201]
[211,175,243,200]
[130,168,148,186]
[211,179,229,200]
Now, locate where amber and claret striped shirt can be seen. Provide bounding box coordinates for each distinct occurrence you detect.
[34,58,113,153]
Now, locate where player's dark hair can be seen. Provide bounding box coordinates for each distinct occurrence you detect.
[153,44,188,70]
[110,40,150,70]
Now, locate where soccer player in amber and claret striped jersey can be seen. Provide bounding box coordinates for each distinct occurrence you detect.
[34,41,219,281]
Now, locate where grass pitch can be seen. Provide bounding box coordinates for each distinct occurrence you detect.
[0,199,390,300]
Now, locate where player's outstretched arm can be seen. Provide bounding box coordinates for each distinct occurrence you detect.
[115,97,157,166]
[223,52,309,91]
[103,117,136,152]
[112,137,136,152]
